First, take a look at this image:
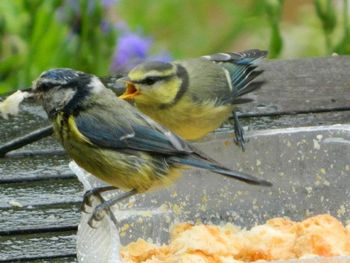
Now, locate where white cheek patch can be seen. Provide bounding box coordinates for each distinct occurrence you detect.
[88,77,105,94]
[62,88,76,105]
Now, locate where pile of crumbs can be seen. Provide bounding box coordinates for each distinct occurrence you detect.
[121,214,350,262]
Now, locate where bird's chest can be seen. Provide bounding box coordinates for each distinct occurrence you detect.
[52,114,90,157]
[137,98,233,140]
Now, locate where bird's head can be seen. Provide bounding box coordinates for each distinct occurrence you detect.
[120,61,184,106]
[32,68,105,118]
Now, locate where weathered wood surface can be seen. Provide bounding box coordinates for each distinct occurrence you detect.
[242,56,350,115]
[0,56,350,262]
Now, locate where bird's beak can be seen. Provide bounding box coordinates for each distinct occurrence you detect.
[119,81,139,100]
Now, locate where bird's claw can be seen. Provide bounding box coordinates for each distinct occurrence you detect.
[232,113,246,152]
[81,189,98,212]
[88,203,108,228]
[86,189,136,229]
[81,186,117,212]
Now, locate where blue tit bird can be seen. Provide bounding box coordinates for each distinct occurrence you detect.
[119,49,267,150]
[31,68,271,224]
[0,74,128,157]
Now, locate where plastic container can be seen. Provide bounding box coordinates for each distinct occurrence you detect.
[73,125,350,263]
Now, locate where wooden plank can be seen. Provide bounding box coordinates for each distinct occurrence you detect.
[24,257,77,263]
[0,178,83,208]
[0,231,76,262]
[0,155,71,182]
[0,203,79,234]
[241,56,350,114]
[0,103,50,145]
[238,110,350,130]
[20,256,77,263]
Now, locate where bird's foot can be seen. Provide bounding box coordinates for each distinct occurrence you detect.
[88,202,110,228]
[87,189,137,228]
[81,186,117,212]
[232,112,246,152]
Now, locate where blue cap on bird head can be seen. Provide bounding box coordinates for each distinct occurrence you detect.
[33,68,91,93]
[39,68,86,83]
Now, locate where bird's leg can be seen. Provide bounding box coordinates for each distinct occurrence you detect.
[81,185,118,212]
[88,189,137,228]
[0,125,53,157]
[232,112,245,152]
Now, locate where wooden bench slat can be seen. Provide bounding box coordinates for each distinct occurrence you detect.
[0,203,80,234]
[0,231,76,261]
[0,155,71,182]
[16,256,77,263]
[0,178,83,208]
[242,56,350,114]
[238,110,350,130]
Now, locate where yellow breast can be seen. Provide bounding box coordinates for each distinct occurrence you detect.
[137,97,233,141]
[52,114,183,192]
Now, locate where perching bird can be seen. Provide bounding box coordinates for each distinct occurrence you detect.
[120,49,267,150]
[0,74,127,157]
[31,68,271,222]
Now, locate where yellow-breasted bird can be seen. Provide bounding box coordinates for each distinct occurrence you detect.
[32,68,271,224]
[120,49,267,150]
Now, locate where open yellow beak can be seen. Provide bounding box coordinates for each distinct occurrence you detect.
[119,81,139,100]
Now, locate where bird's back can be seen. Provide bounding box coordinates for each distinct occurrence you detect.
[176,50,266,105]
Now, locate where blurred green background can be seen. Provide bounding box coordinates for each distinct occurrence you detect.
[0,0,349,94]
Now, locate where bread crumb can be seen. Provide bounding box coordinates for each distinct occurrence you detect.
[121,214,350,263]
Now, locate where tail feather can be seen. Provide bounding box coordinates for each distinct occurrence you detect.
[237,81,265,98]
[230,65,257,89]
[231,67,262,92]
[202,49,267,100]
[169,157,272,187]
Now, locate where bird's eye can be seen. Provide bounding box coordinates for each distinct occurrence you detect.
[36,82,51,91]
[141,76,162,85]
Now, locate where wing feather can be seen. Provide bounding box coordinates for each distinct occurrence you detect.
[74,107,192,155]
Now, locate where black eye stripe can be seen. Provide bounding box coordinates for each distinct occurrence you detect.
[35,81,64,91]
[134,75,172,85]
[139,76,162,85]
[36,75,92,91]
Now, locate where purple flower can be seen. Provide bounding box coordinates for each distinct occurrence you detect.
[110,32,152,73]
[110,31,171,74]
[148,51,172,63]
[102,0,118,7]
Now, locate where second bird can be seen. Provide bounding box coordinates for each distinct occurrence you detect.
[120,49,267,149]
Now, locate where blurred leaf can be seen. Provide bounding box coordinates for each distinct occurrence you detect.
[314,0,336,34]
[264,0,284,58]
[269,23,283,58]
[0,0,117,94]
[118,0,267,58]
[334,0,350,54]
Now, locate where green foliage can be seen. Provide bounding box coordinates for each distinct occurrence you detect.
[264,0,284,58]
[313,0,349,54]
[1,0,350,95]
[0,0,117,93]
[334,0,350,53]
[314,0,337,53]
[117,0,268,58]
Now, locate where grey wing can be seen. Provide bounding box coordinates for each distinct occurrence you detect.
[74,101,193,155]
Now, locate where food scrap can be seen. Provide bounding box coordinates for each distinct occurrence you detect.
[121,214,350,263]
[0,90,29,119]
